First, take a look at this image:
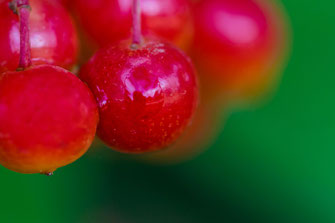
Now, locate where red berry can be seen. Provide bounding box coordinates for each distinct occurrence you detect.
[0,65,98,174]
[192,0,290,101]
[0,0,97,174]
[79,39,198,153]
[72,0,193,50]
[0,0,79,73]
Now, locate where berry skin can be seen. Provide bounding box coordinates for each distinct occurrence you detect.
[79,39,198,153]
[142,99,219,164]
[72,0,193,50]
[0,0,79,73]
[0,65,99,174]
[192,0,289,102]
[56,0,71,9]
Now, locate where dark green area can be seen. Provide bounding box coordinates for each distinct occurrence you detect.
[1,0,334,222]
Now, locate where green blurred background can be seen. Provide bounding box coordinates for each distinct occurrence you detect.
[1,0,334,222]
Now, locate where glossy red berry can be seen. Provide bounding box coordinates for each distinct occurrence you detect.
[0,0,79,73]
[0,0,98,175]
[0,65,98,174]
[72,0,193,50]
[192,0,290,101]
[79,39,198,153]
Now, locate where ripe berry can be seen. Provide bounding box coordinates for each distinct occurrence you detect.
[0,0,98,174]
[192,0,290,102]
[72,0,193,50]
[79,0,198,153]
[0,65,98,174]
[79,39,198,153]
[0,0,79,73]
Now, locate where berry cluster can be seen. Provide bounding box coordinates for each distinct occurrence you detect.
[0,0,289,174]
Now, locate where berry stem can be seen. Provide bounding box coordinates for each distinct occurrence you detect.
[132,0,141,45]
[10,0,32,70]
